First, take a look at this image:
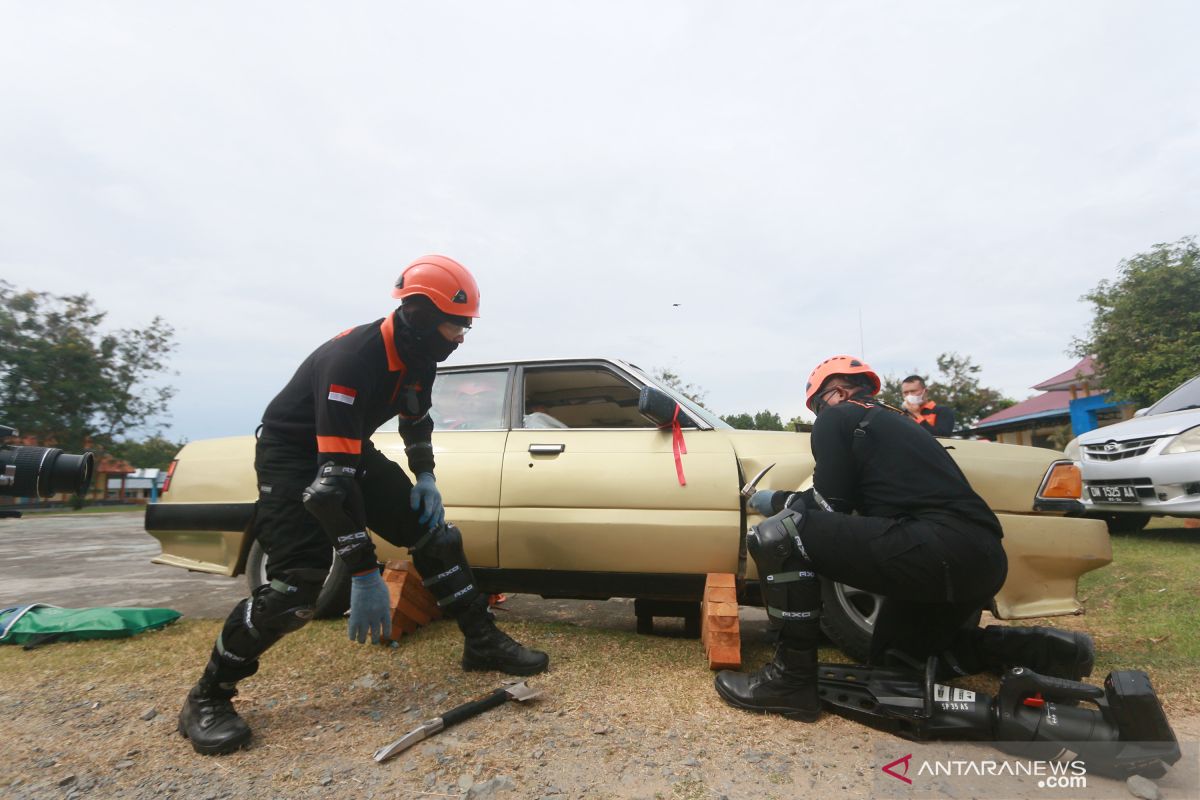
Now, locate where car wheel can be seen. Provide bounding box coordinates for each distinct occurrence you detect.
[819,577,878,662]
[245,540,352,619]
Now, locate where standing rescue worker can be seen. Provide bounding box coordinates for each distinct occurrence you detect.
[715,355,1092,721]
[179,255,549,755]
[901,374,955,436]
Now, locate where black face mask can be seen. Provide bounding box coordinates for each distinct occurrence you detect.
[423,334,459,363]
[396,308,460,363]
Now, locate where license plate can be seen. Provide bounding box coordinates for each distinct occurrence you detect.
[1088,485,1141,504]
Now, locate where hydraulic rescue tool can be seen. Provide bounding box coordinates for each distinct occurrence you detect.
[740,463,775,500]
[374,681,542,763]
[816,658,1180,779]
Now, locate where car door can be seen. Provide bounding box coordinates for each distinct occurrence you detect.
[498,361,741,575]
[370,366,510,568]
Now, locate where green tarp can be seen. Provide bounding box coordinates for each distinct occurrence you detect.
[0,604,181,647]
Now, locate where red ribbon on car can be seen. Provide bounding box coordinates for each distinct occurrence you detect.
[671,403,688,486]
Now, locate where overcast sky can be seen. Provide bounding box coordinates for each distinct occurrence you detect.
[3,2,1197,441]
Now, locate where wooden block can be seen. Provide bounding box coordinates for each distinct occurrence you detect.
[388,613,418,640]
[381,560,443,638]
[703,586,737,604]
[400,580,442,620]
[706,573,736,588]
[394,595,436,627]
[706,629,741,648]
[701,573,741,670]
[706,644,741,670]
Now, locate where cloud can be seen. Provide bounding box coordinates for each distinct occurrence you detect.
[2,2,1198,438]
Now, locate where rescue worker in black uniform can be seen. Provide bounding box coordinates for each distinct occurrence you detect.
[179,255,549,755]
[714,355,1093,721]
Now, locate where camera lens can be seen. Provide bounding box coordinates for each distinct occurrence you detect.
[0,446,95,497]
[48,451,95,496]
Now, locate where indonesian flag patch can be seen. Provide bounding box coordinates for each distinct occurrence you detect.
[328,384,358,405]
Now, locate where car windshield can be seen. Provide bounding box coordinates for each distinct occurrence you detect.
[624,363,732,430]
[1147,374,1200,415]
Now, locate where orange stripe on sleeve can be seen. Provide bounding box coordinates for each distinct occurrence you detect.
[316,436,362,454]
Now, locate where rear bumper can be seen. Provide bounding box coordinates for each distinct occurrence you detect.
[143,502,255,576]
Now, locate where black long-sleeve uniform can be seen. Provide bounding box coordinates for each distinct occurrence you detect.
[261,313,437,475]
[253,312,442,576]
[763,397,1006,665]
[807,399,997,532]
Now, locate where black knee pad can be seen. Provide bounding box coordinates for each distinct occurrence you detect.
[215,568,327,668]
[411,523,480,612]
[749,509,821,634]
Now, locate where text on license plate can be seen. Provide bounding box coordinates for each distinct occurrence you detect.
[1088,485,1140,504]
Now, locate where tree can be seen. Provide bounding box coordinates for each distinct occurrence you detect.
[878,353,1014,430]
[720,410,785,430]
[108,435,186,470]
[1074,237,1200,406]
[652,367,709,409]
[0,282,177,453]
[927,352,1015,429]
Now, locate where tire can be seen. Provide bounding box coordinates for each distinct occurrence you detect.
[244,539,352,619]
[819,577,879,662]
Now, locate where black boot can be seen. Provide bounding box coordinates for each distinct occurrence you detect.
[457,598,549,676]
[178,675,252,755]
[714,645,821,721]
[973,625,1095,681]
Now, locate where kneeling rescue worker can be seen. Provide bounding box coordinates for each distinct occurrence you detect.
[715,355,1094,721]
[180,255,549,755]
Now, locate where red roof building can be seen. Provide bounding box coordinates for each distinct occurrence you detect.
[972,357,1134,449]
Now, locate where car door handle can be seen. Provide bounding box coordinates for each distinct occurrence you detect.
[528,443,566,456]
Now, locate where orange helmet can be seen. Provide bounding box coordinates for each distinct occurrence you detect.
[392,255,481,318]
[805,355,881,412]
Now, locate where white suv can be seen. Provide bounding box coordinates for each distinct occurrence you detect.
[1066,374,1200,532]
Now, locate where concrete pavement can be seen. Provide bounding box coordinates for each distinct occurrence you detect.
[0,512,769,639]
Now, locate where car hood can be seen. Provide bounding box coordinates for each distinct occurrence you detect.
[723,429,1059,514]
[1077,407,1200,444]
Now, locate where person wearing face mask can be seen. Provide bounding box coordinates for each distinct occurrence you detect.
[901,374,955,436]
[178,255,548,755]
[715,355,1093,723]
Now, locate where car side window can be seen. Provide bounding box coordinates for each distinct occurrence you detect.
[521,367,656,429]
[429,370,509,430]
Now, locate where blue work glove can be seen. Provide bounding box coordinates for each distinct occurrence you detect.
[410,472,445,528]
[348,570,392,644]
[749,489,777,517]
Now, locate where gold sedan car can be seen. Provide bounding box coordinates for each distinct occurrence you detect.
[145,357,1111,660]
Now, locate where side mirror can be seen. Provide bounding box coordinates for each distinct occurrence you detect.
[1134,408,1149,418]
[639,386,696,428]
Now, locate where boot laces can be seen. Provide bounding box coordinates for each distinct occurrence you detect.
[471,623,523,654]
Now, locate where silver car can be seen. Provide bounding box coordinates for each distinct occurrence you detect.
[1066,374,1200,532]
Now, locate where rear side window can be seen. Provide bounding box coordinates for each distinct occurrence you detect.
[430,370,509,430]
[521,367,656,429]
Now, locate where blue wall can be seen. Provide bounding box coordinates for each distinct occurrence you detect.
[1069,393,1129,436]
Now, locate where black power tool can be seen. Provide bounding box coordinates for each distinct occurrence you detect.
[817,658,1180,779]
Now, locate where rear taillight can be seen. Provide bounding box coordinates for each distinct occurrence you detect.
[1037,460,1082,500]
[162,459,178,493]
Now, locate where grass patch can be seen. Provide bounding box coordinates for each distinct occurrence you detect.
[1076,528,1200,710]
[1,533,1196,724]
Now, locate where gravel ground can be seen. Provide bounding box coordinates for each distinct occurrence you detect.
[3,618,1197,800]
